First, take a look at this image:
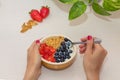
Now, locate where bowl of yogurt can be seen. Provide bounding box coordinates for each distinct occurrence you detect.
[39,35,77,70]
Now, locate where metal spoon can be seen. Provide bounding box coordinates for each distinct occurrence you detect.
[72,38,102,45]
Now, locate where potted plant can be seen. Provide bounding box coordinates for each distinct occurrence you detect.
[59,0,120,20]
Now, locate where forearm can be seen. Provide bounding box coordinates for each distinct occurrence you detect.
[23,67,41,80]
[86,74,99,80]
[86,71,100,80]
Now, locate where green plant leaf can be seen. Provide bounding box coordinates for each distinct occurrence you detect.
[69,1,87,20]
[93,0,98,3]
[103,0,120,11]
[92,2,111,16]
[59,0,79,4]
[89,0,93,3]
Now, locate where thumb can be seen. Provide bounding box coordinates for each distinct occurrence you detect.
[85,35,94,55]
[34,40,41,57]
[36,39,40,46]
[34,39,40,51]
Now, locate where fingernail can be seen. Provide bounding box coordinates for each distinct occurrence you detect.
[36,40,40,44]
[87,35,92,40]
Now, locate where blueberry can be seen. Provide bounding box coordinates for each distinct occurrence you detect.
[56,49,60,52]
[68,41,72,47]
[61,52,65,57]
[59,46,63,50]
[60,46,65,52]
[61,49,64,52]
[64,38,70,42]
[62,45,66,49]
[68,49,73,53]
[66,55,71,59]
[54,55,59,58]
[61,54,65,58]
[56,59,60,63]
[65,52,70,56]
[61,42,65,46]
[63,56,66,59]
[65,42,70,47]
[66,46,69,49]
[59,54,63,58]
[60,58,65,62]
[54,42,73,62]
[62,52,66,55]
[65,49,68,53]
[55,52,59,55]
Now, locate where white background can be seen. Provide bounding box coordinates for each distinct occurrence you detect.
[0,0,120,80]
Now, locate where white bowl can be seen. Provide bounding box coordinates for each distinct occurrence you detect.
[40,35,77,70]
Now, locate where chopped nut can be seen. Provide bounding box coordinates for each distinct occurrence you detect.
[20,20,38,33]
[43,36,64,49]
[28,20,38,26]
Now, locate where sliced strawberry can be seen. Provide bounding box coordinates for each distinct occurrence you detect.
[43,54,49,60]
[44,46,50,53]
[47,56,56,62]
[50,48,56,54]
[39,43,56,62]
[40,43,47,48]
[39,48,44,55]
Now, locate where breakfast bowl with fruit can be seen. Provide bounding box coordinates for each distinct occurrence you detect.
[39,35,77,70]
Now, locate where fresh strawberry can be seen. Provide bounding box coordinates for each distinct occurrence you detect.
[39,46,45,55]
[43,54,49,60]
[44,46,50,54]
[39,43,46,55]
[39,43,56,62]
[47,56,56,62]
[50,47,56,54]
[40,6,50,18]
[30,9,43,22]
[40,43,47,48]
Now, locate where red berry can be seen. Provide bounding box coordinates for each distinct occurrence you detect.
[39,43,47,55]
[39,43,56,62]
[40,6,50,18]
[47,56,56,62]
[44,46,50,53]
[30,9,43,22]
[50,47,56,53]
[43,54,49,60]
[40,43,47,48]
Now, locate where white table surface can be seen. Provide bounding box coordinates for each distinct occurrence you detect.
[0,0,120,80]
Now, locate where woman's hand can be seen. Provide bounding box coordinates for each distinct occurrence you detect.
[24,40,41,80]
[79,36,107,80]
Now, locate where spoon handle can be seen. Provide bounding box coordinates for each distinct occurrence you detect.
[72,38,102,45]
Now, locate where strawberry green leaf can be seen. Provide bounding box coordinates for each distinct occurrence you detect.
[92,2,111,16]
[69,1,87,20]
